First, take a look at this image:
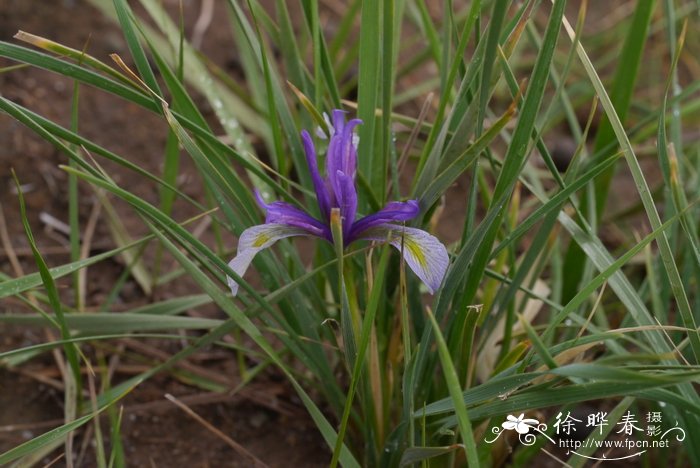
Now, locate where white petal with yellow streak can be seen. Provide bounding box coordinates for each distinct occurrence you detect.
[227,223,312,296]
[359,224,449,294]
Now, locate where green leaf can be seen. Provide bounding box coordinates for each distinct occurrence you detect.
[560,13,700,362]
[0,237,149,299]
[426,307,480,467]
[356,0,382,196]
[0,313,222,333]
[400,444,464,466]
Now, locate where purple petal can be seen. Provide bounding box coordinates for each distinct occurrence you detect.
[326,143,344,203]
[331,109,346,134]
[227,223,315,296]
[356,224,449,294]
[259,197,330,240]
[339,118,361,178]
[348,200,420,242]
[301,130,331,220]
[336,171,357,239]
[326,111,361,198]
[253,189,268,210]
[326,131,342,204]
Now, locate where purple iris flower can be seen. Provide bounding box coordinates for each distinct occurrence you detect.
[227,110,449,296]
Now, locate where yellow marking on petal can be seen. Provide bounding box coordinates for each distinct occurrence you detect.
[405,239,427,269]
[253,233,270,247]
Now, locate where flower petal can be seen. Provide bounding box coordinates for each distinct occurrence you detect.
[255,190,329,239]
[301,130,331,220]
[502,422,517,430]
[348,200,420,242]
[326,112,361,198]
[356,224,449,294]
[227,223,314,296]
[338,118,361,179]
[331,109,346,133]
[336,170,357,239]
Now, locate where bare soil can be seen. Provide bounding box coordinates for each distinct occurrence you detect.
[1,1,329,466]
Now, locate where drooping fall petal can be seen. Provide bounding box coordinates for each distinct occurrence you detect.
[357,224,449,294]
[255,190,330,240]
[348,200,420,242]
[227,224,315,296]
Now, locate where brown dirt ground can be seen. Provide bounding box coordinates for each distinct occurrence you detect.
[1,1,329,466]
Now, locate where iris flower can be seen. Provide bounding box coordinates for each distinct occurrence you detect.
[226,110,449,296]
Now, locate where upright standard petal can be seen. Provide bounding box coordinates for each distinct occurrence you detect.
[326,113,361,201]
[357,224,449,294]
[336,170,358,239]
[227,223,314,296]
[301,130,331,220]
[338,118,361,179]
[348,200,420,242]
[330,109,346,134]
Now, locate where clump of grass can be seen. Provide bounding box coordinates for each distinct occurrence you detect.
[1,0,700,466]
